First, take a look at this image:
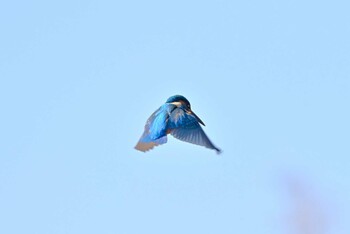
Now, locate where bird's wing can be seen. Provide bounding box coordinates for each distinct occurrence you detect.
[134,136,167,152]
[135,105,174,152]
[169,108,221,153]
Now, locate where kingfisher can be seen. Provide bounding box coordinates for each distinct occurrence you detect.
[135,95,221,154]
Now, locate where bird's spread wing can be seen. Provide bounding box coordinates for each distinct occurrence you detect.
[134,136,167,152]
[169,108,221,153]
[135,105,174,152]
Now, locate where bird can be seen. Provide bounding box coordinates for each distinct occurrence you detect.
[135,95,221,154]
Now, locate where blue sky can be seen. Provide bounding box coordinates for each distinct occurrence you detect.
[0,0,349,233]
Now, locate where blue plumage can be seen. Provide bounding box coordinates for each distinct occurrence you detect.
[135,95,221,153]
[148,105,171,140]
[166,95,190,105]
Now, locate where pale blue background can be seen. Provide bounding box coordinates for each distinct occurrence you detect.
[1,1,349,233]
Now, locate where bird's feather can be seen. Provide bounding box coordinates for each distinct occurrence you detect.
[168,108,221,153]
[134,104,174,152]
[134,136,167,152]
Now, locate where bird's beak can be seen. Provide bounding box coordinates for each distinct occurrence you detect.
[190,110,205,126]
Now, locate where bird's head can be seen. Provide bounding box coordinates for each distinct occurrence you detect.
[166,95,191,109]
[166,95,205,126]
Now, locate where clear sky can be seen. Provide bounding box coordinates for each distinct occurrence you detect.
[1,0,349,233]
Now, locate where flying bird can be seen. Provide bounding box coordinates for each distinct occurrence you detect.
[135,95,221,153]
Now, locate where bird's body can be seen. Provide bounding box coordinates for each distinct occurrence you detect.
[135,95,221,153]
